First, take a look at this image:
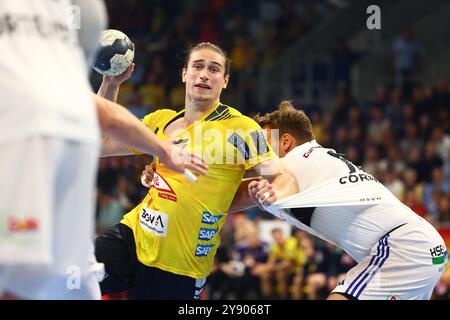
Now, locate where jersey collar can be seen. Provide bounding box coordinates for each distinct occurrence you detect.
[286,139,319,157]
[161,101,224,138]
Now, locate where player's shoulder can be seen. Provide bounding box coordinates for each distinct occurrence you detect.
[204,103,242,121]
[205,103,260,130]
[147,108,179,120]
[222,104,243,117]
[141,108,179,126]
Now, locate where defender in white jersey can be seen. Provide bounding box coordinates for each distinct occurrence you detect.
[244,101,447,300]
[0,0,207,299]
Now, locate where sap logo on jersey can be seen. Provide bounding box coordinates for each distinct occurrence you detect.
[139,207,168,237]
[201,212,223,225]
[198,228,218,241]
[195,244,214,257]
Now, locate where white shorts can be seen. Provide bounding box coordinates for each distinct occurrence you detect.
[332,218,448,300]
[0,136,103,299]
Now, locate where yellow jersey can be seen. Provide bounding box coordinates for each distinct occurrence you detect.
[268,237,298,263]
[268,237,305,273]
[121,102,276,279]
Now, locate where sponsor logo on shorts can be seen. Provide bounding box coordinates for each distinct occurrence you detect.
[195,244,214,257]
[386,294,399,300]
[139,207,168,237]
[201,212,223,225]
[198,228,218,241]
[429,245,447,265]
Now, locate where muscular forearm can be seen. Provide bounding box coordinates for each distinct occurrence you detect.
[229,163,285,213]
[94,93,167,158]
[100,136,133,157]
[269,163,299,199]
[97,80,120,102]
[229,177,261,213]
[242,160,299,211]
[97,64,135,102]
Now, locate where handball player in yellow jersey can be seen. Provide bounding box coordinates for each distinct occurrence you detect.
[95,42,291,299]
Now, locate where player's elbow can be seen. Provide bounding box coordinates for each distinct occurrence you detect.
[101,110,122,136]
[287,174,299,194]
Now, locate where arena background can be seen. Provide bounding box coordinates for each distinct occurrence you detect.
[91,0,450,300]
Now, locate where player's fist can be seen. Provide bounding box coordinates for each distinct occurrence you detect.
[141,164,155,188]
[103,63,135,86]
[248,179,277,210]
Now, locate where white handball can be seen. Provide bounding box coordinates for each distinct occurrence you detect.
[93,29,135,76]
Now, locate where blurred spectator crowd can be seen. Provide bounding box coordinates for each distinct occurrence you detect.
[92,0,335,116]
[94,0,450,299]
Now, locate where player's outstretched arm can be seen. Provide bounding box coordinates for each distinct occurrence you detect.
[229,157,281,212]
[229,159,297,212]
[94,93,208,177]
[97,63,135,102]
[228,176,262,213]
[96,63,138,156]
[248,166,299,209]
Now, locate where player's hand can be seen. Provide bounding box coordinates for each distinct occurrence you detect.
[158,139,208,182]
[248,179,277,210]
[141,164,155,188]
[102,63,135,86]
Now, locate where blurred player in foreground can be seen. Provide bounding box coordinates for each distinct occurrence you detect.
[0,0,206,299]
[243,101,447,300]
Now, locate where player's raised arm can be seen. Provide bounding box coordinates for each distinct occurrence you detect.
[93,93,208,177]
[97,63,135,102]
[96,63,136,156]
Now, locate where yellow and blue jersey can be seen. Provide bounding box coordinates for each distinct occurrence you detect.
[121,102,276,279]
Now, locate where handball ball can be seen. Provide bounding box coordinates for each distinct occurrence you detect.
[93,29,135,77]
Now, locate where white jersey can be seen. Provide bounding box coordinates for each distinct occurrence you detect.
[0,0,106,299]
[267,140,419,262]
[0,138,103,299]
[0,0,103,146]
